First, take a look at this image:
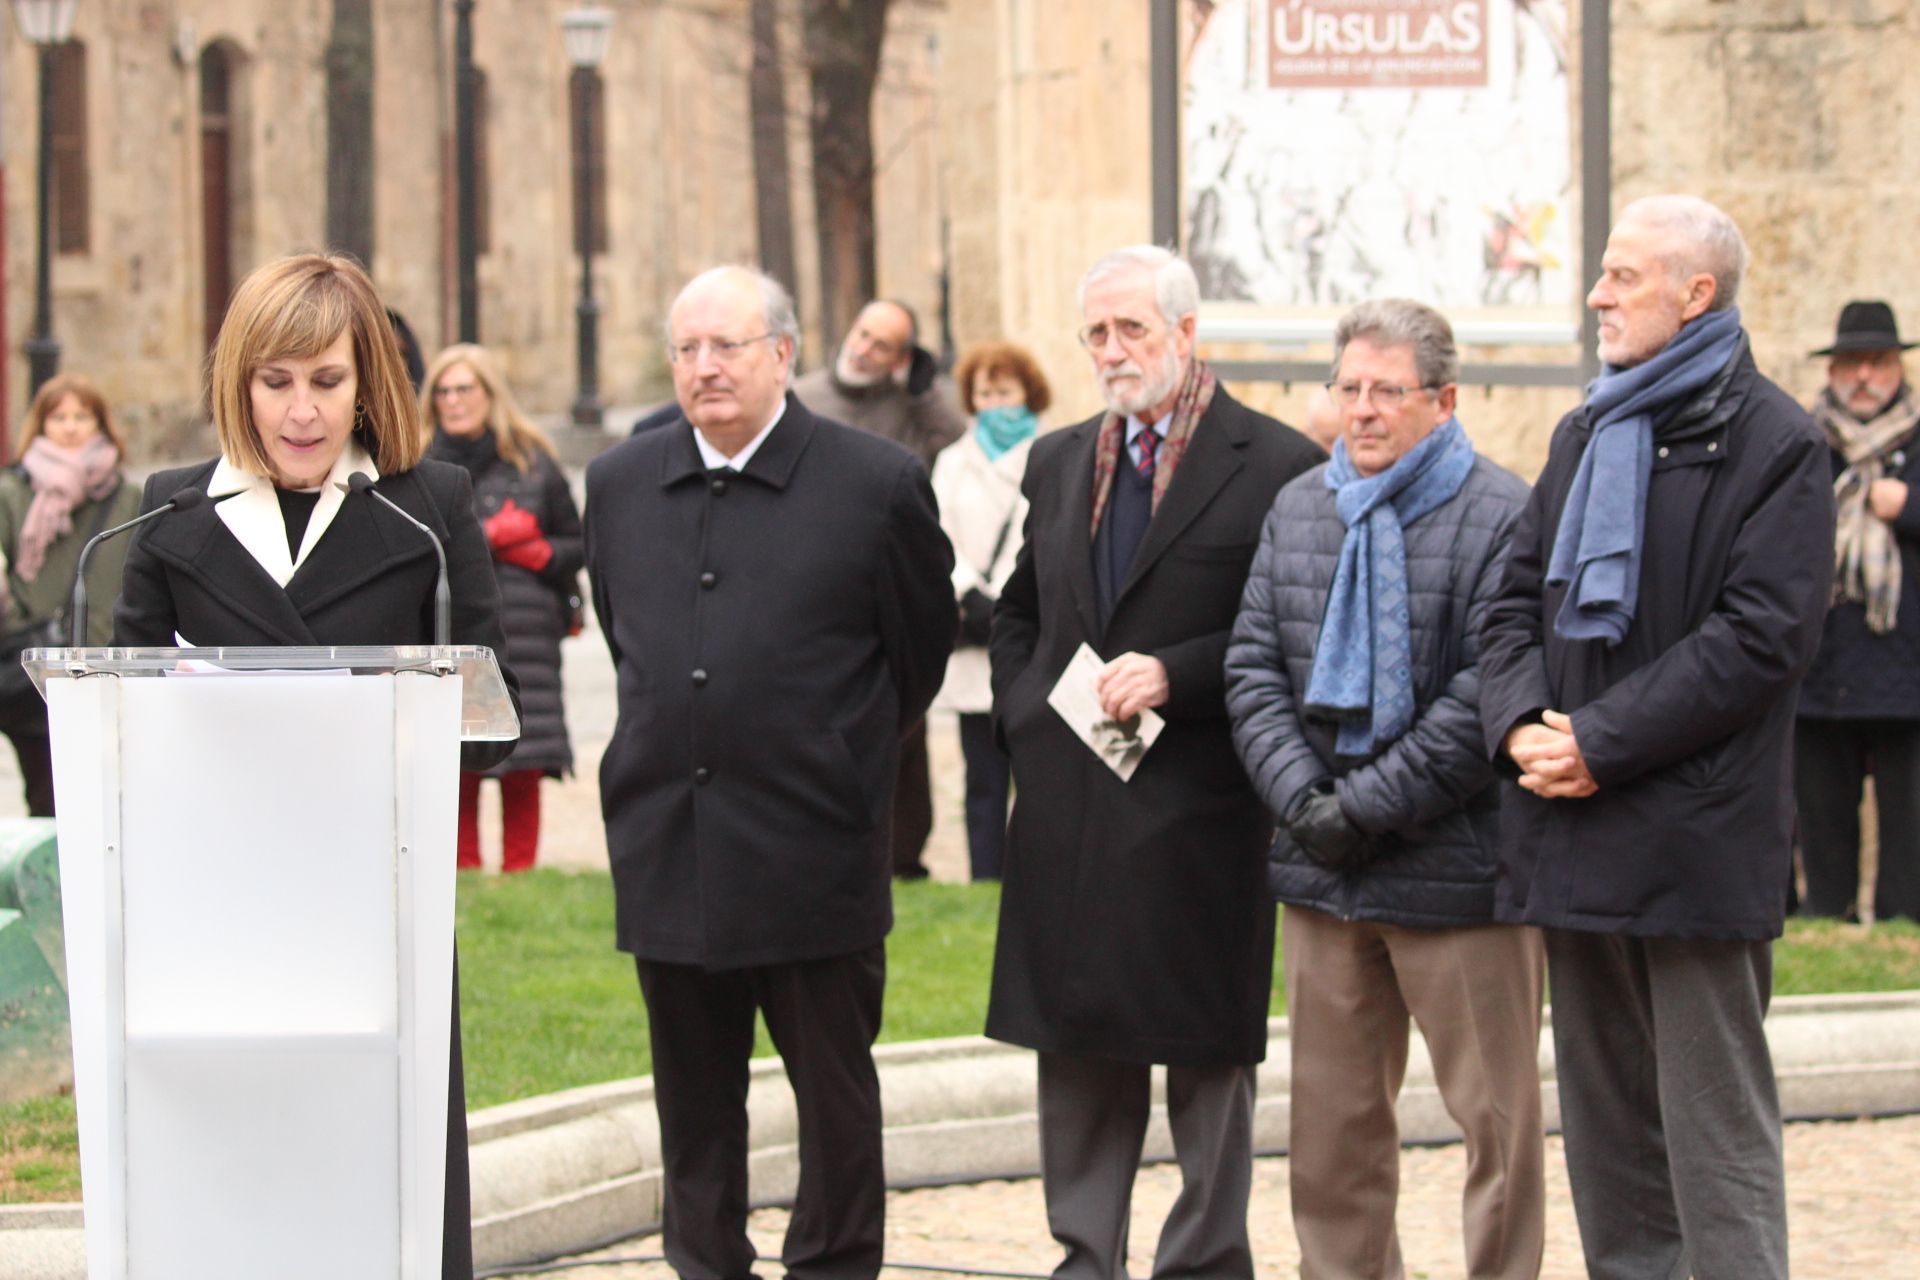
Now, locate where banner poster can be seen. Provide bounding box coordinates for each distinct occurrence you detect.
[1182,0,1576,329]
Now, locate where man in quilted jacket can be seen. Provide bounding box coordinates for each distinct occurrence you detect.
[1226,298,1545,1279]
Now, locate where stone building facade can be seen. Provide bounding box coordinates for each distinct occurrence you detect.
[0,0,948,460]
[941,1,1920,479]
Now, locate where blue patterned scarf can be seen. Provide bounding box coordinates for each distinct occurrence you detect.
[1547,307,1744,645]
[1304,416,1476,757]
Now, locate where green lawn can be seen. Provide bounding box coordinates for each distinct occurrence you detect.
[8,876,1920,1205]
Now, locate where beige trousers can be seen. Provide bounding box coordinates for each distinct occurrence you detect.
[1282,905,1547,1280]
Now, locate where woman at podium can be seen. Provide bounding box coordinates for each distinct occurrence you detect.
[111,252,516,1279]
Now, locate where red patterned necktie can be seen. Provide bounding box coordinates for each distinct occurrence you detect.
[1135,425,1159,478]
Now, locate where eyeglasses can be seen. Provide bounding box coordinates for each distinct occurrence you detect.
[668,334,778,365]
[433,382,482,399]
[1077,317,1156,350]
[1325,380,1440,409]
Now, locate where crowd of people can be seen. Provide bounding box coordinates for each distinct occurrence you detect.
[13,188,1914,1278]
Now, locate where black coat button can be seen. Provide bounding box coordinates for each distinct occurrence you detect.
[694,767,711,785]
[700,571,717,589]
[710,477,728,495]
[691,669,709,687]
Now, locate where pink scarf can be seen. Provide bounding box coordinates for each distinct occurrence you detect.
[16,435,121,582]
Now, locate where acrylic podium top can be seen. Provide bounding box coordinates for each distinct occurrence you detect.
[21,645,520,741]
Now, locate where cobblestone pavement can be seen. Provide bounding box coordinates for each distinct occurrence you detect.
[500,1114,1920,1278]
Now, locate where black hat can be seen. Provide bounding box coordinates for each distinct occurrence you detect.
[1812,300,1918,356]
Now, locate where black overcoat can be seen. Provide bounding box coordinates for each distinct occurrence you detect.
[1796,416,1920,720]
[986,387,1322,1066]
[112,458,518,773]
[109,454,517,1280]
[1479,345,1835,941]
[424,441,582,777]
[583,397,955,970]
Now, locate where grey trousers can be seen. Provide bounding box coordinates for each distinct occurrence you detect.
[1036,1051,1257,1280]
[1545,930,1787,1280]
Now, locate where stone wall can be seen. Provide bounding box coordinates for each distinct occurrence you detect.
[942,1,1920,480]
[0,0,953,456]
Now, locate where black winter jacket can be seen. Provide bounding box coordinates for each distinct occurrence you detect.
[425,440,581,776]
[1226,454,1528,927]
[1480,343,1835,940]
[1796,413,1920,720]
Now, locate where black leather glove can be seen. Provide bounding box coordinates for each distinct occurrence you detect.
[958,587,995,646]
[906,345,940,396]
[1286,782,1374,873]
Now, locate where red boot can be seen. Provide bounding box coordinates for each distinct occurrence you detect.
[457,771,484,870]
[499,769,542,872]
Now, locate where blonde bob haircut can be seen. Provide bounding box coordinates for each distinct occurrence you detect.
[19,372,127,461]
[420,343,557,475]
[208,253,425,478]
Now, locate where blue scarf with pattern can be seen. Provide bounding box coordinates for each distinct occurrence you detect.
[1547,307,1744,645]
[1304,416,1476,757]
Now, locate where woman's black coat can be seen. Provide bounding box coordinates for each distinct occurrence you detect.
[1479,346,1834,941]
[112,457,519,774]
[108,454,517,1280]
[425,441,581,776]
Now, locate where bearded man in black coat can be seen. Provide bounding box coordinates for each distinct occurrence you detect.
[584,266,954,1280]
[1480,197,1834,1280]
[988,246,1321,1279]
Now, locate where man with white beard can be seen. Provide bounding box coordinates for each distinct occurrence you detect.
[986,245,1320,1278]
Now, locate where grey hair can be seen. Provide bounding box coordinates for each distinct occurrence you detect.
[667,265,803,369]
[1331,298,1460,388]
[1076,245,1201,325]
[1620,195,1750,311]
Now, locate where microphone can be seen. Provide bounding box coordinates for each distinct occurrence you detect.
[68,487,212,649]
[340,473,451,650]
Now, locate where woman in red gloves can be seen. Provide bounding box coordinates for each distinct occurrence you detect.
[423,344,583,871]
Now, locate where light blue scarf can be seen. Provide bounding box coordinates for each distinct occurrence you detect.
[1547,307,1744,645]
[974,405,1038,461]
[1304,416,1476,757]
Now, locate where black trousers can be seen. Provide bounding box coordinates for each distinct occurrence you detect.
[5,728,53,816]
[890,720,932,878]
[446,956,473,1280]
[1794,717,1920,922]
[637,946,887,1280]
[957,713,1010,881]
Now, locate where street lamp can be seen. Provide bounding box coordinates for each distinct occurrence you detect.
[13,0,79,400]
[454,0,479,342]
[561,7,611,430]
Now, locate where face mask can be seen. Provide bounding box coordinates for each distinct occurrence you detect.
[974,404,1038,459]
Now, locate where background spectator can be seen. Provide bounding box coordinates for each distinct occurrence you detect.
[424,343,583,873]
[0,374,141,815]
[931,339,1050,881]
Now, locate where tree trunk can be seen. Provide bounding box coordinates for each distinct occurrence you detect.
[750,0,797,298]
[803,0,891,347]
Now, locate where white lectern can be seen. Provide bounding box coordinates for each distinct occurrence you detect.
[27,645,517,1280]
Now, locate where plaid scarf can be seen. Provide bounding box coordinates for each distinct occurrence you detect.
[1088,359,1217,537]
[1815,384,1920,634]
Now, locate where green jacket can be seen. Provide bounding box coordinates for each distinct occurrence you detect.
[0,467,142,645]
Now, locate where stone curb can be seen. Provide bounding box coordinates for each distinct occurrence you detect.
[7,993,1920,1278]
